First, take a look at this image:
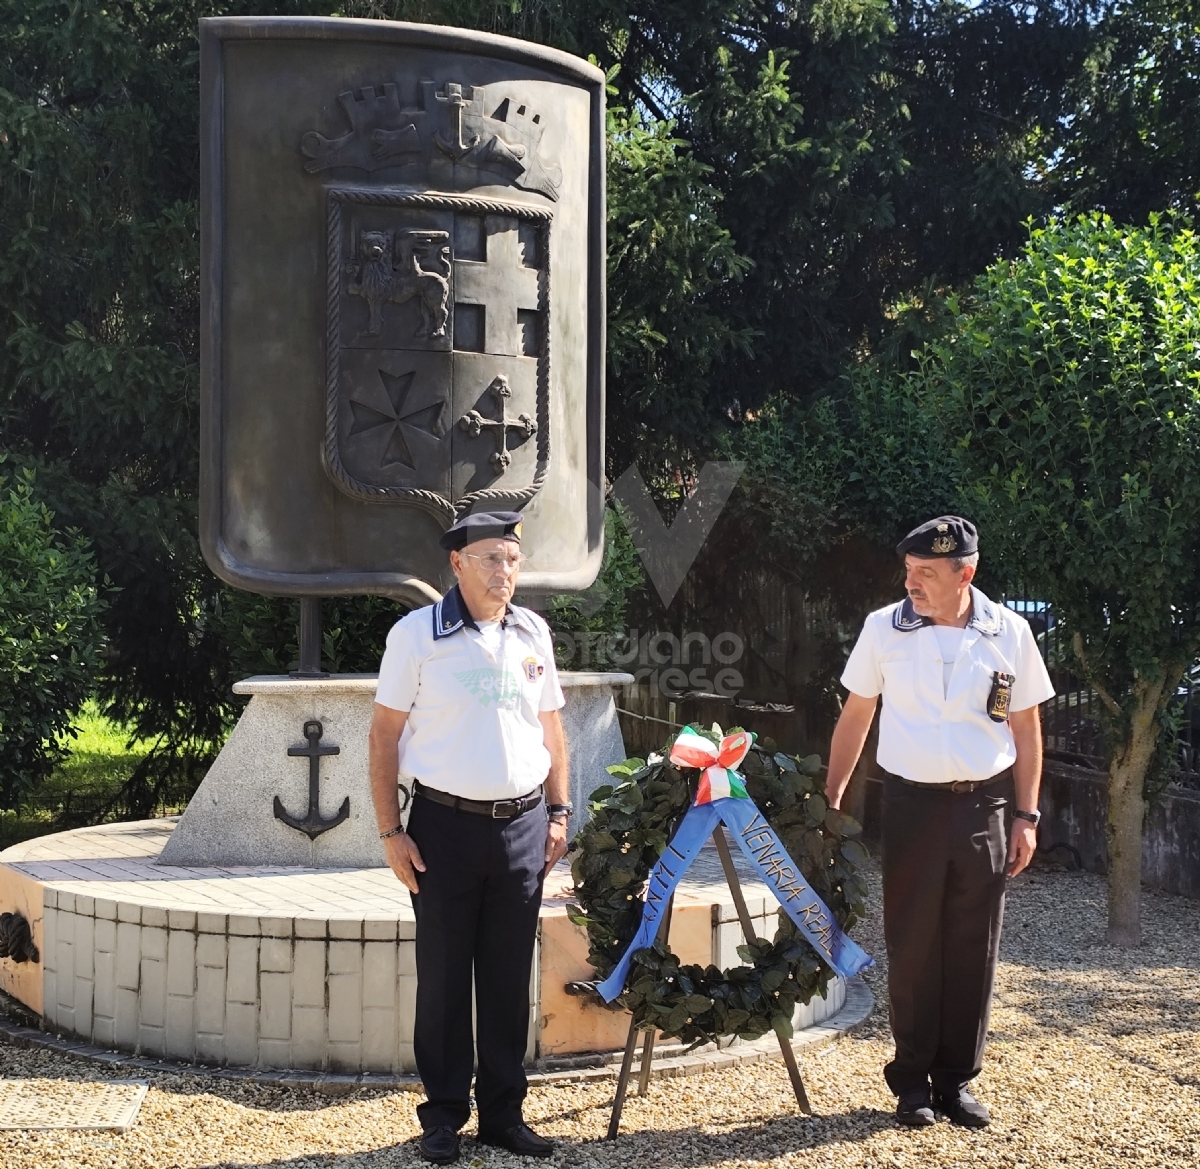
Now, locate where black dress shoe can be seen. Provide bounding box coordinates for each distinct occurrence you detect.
[895,1086,936,1127]
[935,1087,991,1128]
[419,1126,461,1164]
[478,1122,555,1157]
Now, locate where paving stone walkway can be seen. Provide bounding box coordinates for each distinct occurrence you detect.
[3,818,773,921]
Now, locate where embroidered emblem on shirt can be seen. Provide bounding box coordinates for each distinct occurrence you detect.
[522,656,539,683]
[454,667,523,708]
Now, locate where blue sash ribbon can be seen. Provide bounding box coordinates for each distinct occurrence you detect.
[595,797,873,1002]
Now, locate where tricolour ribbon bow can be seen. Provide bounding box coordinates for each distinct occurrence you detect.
[669,726,755,804]
[596,722,874,1002]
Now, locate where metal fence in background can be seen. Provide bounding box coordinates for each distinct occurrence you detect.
[1003,595,1200,792]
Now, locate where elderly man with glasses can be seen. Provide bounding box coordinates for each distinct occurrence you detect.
[368,511,571,1165]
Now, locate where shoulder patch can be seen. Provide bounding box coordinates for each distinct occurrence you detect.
[891,597,932,633]
[506,604,546,636]
[967,588,1005,637]
[432,587,470,640]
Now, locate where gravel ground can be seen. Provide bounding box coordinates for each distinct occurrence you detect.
[2,856,1199,1169]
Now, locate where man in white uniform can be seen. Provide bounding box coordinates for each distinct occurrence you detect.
[368,512,571,1165]
[825,516,1054,1129]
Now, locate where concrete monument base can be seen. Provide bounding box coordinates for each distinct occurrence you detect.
[0,821,846,1074]
[0,667,852,1074]
[158,670,635,868]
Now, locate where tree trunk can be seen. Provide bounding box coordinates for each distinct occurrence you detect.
[1105,680,1162,947]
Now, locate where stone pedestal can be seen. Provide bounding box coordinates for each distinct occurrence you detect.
[559,672,634,832]
[158,671,634,868]
[158,676,382,869]
[0,669,878,1077]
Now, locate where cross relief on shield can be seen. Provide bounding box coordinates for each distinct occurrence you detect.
[326,190,551,515]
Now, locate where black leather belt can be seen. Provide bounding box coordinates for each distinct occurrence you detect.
[414,780,543,819]
[883,768,1011,794]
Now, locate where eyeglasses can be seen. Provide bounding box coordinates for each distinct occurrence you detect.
[463,551,528,573]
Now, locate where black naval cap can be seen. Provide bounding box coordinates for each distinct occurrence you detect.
[896,515,978,559]
[438,511,524,552]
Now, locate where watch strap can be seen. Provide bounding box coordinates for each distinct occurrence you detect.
[1013,809,1040,825]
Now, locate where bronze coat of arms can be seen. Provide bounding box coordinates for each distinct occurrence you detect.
[325,188,550,521]
[199,19,604,601]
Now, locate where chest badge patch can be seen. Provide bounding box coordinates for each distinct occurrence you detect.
[522,655,540,683]
[987,670,1015,722]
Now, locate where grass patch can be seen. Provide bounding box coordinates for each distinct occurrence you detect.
[51,700,155,791]
[0,701,160,851]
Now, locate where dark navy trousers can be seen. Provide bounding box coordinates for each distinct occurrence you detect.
[881,773,1010,1097]
[406,793,547,1132]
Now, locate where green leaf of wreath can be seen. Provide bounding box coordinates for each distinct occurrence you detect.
[567,731,869,1046]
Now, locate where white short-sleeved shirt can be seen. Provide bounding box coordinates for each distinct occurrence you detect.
[840,587,1055,784]
[375,586,565,801]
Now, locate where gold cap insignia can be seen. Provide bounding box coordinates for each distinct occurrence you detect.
[931,533,957,554]
[513,520,523,539]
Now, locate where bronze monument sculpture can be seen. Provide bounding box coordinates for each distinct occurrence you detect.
[199,16,607,615]
[6,20,859,1086]
[160,16,620,870]
[0,23,857,1081]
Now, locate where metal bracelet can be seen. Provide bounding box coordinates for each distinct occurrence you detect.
[379,825,405,839]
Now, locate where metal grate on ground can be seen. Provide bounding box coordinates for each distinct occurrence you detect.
[0,1078,148,1131]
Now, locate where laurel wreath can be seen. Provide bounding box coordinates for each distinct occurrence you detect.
[567,727,869,1047]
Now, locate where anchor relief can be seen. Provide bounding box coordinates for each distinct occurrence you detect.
[301,77,562,202]
[275,719,350,840]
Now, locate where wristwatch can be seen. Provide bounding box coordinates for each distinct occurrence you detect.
[547,803,573,823]
[1013,809,1041,827]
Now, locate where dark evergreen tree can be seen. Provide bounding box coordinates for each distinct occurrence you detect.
[3,0,1196,802]
[1051,0,1200,223]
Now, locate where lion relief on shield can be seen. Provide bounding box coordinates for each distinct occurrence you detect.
[345,229,451,339]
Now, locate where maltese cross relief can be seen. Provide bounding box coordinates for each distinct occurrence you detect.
[309,79,555,521]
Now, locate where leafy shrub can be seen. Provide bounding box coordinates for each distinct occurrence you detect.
[910,211,1200,943]
[0,466,106,808]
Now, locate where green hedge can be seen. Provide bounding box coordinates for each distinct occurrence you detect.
[0,466,106,808]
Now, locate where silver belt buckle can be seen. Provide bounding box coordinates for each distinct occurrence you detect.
[949,780,974,793]
[492,798,518,819]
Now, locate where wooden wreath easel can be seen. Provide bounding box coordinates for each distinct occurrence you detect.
[605,826,812,1139]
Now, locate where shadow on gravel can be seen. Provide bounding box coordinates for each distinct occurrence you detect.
[193,1108,898,1169]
